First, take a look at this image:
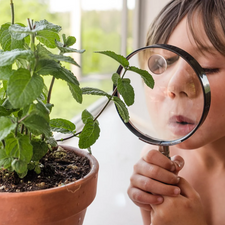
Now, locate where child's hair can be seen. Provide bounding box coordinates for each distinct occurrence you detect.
[146,0,225,56]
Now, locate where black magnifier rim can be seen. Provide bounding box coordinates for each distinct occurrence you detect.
[114,44,211,146]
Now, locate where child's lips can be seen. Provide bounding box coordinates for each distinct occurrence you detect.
[168,115,196,137]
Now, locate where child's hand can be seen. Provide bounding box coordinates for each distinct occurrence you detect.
[150,177,207,225]
[127,149,184,211]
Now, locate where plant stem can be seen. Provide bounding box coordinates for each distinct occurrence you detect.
[47,77,55,104]
[56,86,118,142]
[10,0,14,24]
[94,86,118,122]
[47,52,62,104]
[27,18,33,30]
[57,131,81,142]
[1,140,5,148]
[15,119,19,137]
[18,115,29,123]
[20,124,24,134]
[56,68,127,142]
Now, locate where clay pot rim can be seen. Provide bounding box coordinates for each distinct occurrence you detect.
[0,145,99,196]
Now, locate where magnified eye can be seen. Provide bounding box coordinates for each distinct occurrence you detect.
[148,54,167,74]
[166,55,179,65]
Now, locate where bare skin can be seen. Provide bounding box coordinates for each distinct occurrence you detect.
[128,15,225,225]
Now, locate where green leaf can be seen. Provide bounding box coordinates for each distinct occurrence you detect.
[49,54,80,67]
[113,96,130,123]
[31,139,48,161]
[21,103,51,136]
[0,49,33,67]
[65,36,76,46]
[56,67,79,86]
[62,34,67,44]
[24,101,50,122]
[68,82,83,104]
[33,20,62,33]
[79,118,100,149]
[117,78,134,106]
[0,106,15,116]
[17,170,28,178]
[0,23,11,50]
[0,148,13,169]
[0,117,16,141]
[46,137,57,147]
[35,100,51,118]
[0,65,13,80]
[50,118,76,134]
[5,134,33,163]
[1,23,26,50]
[9,24,31,40]
[34,165,41,174]
[37,44,80,66]
[112,72,120,85]
[36,59,60,73]
[96,51,129,68]
[36,59,79,85]
[11,159,27,173]
[82,87,111,98]
[55,40,85,54]
[11,159,28,177]
[81,109,93,124]
[22,114,51,137]
[1,98,14,110]
[128,66,155,89]
[36,43,52,57]
[8,68,44,108]
[36,30,60,48]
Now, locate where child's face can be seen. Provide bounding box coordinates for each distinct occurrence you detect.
[143,49,203,142]
[145,16,225,149]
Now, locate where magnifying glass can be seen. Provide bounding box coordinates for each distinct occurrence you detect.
[114,44,211,158]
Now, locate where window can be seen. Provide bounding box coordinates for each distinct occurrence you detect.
[49,0,136,120]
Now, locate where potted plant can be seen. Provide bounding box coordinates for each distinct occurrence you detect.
[0,1,154,225]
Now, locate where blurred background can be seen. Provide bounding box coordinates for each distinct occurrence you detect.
[0,0,170,224]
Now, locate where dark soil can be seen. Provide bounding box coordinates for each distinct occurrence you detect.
[0,146,91,193]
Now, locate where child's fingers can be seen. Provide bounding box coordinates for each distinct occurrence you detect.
[134,159,180,185]
[171,155,185,175]
[178,177,199,199]
[127,183,164,207]
[143,149,175,171]
[130,174,181,197]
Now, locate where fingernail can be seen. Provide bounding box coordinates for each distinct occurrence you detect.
[174,160,184,168]
[170,163,176,172]
[176,176,180,183]
[157,197,163,203]
[174,188,180,195]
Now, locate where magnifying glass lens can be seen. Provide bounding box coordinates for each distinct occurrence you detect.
[115,45,210,147]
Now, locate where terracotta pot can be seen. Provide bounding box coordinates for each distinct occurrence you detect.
[0,145,99,225]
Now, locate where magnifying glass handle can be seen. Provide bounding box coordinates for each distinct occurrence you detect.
[159,146,170,159]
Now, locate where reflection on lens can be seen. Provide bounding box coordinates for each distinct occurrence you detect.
[148,54,167,74]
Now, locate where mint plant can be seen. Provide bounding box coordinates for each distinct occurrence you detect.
[0,1,154,179]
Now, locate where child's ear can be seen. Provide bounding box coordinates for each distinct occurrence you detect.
[171,155,185,175]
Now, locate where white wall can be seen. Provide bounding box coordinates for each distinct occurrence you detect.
[133,0,171,48]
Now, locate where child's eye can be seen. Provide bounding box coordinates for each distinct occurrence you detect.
[166,56,179,65]
[203,68,220,74]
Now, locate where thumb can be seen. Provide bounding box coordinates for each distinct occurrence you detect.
[170,155,184,175]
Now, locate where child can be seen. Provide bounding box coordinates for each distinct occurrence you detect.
[127,0,225,224]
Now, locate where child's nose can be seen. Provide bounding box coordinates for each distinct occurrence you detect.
[166,61,199,99]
